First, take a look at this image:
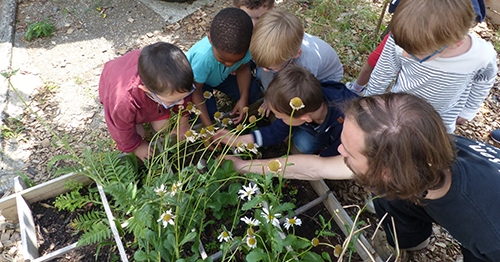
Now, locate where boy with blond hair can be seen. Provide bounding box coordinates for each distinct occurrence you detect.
[217,64,357,156]
[250,10,343,86]
[99,42,195,161]
[365,0,497,133]
[187,8,261,126]
[249,10,344,114]
[233,0,274,25]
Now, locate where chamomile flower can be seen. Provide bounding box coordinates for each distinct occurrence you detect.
[154,184,167,196]
[258,107,264,115]
[203,91,213,99]
[221,118,232,127]
[217,230,233,242]
[186,102,196,114]
[261,206,281,227]
[249,115,257,123]
[289,97,305,110]
[185,130,198,143]
[157,209,175,228]
[206,126,217,136]
[177,105,184,110]
[194,109,201,115]
[243,106,249,113]
[170,182,182,197]
[214,111,223,121]
[311,237,320,247]
[246,142,259,154]
[198,128,207,139]
[238,183,259,201]
[283,216,302,230]
[235,124,243,131]
[267,159,282,173]
[240,216,260,227]
[246,236,257,249]
[235,142,246,154]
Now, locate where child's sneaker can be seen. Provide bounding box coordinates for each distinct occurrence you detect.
[346,81,366,96]
[490,130,500,143]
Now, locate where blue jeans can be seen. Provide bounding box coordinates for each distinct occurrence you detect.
[292,129,327,154]
[203,75,261,120]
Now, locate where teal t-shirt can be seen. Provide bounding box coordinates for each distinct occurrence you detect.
[186,36,252,87]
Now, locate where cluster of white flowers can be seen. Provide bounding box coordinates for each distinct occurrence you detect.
[184,126,219,143]
[234,141,259,154]
[155,182,182,197]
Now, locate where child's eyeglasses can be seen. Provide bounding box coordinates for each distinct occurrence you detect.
[263,58,293,74]
[146,84,196,110]
[406,45,447,63]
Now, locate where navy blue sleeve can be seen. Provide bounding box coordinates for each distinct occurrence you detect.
[251,120,295,147]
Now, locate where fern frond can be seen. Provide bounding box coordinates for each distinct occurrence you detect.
[76,222,112,246]
[72,210,107,232]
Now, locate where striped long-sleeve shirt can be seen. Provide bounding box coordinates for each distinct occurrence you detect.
[366,33,498,133]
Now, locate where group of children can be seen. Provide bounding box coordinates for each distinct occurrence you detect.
[99,0,497,166]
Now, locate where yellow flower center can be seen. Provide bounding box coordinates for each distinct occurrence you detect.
[247,237,256,246]
[289,218,296,225]
[311,238,320,247]
[207,126,215,132]
[185,130,193,137]
[221,231,229,238]
[214,111,222,119]
[236,142,244,148]
[199,128,206,135]
[290,97,303,107]
[236,124,243,131]
[163,214,172,222]
[267,159,282,172]
[203,91,212,99]
[243,107,249,113]
[247,143,255,150]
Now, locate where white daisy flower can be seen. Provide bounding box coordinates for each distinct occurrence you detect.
[157,209,175,228]
[246,236,257,249]
[261,206,281,227]
[234,142,247,154]
[203,91,213,99]
[154,184,167,196]
[177,105,185,110]
[238,183,259,201]
[240,216,260,227]
[206,125,217,136]
[283,216,302,230]
[185,130,198,143]
[221,118,232,128]
[246,142,259,154]
[170,182,182,197]
[217,230,233,242]
[289,97,305,110]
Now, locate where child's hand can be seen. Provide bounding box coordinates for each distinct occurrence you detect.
[231,99,247,124]
[456,116,467,125]
[259,101,271,117]
[133,140,154,161]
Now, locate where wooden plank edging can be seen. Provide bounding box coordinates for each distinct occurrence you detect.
[0,173,92,223]
[308,180,383,262]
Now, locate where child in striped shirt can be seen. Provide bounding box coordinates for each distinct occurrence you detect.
[365,0,497,133]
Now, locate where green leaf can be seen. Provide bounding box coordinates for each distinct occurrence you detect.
[179,231,197,246]
[322,251,333,262]
[134,250,148,261]
[246,248,266,262]
[302,252,324,261]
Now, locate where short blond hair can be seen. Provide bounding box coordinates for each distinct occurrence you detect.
[391,0,474,55]
[250,10,303,68]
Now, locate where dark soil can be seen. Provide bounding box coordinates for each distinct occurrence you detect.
[32,194,120,261]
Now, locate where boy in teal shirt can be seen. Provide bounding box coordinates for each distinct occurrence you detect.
[187,8,261,126]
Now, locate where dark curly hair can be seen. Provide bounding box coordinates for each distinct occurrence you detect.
[210,8,253,54]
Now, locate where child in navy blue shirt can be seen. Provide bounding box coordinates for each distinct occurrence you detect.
[217,64,357,157]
